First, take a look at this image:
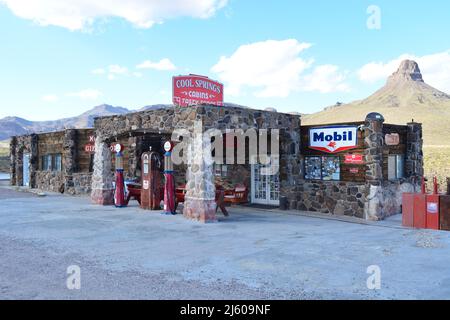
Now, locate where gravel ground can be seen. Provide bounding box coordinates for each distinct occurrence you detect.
[0,235,317,300]
[1,184,450,300]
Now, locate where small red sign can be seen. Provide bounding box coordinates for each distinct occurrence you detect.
[350,168,359,174]
[344,154,364,164]
[173,75,224,107]
[84,144,95,153]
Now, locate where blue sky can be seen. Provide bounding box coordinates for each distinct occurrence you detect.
[0,0,449,121]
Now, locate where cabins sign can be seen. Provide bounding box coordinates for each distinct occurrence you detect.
[309,126,358,154]
[173,75,224,107]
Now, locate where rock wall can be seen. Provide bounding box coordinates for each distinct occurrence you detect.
[364,117,423,220]
[10,134,38,187]
[290,182,367,218]
[72,173,92,195]
[35,171,65,193]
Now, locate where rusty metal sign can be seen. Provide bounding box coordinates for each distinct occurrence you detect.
[385,133,400,146]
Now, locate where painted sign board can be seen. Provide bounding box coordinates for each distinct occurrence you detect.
[173,75,224,107]
[84,140,116,154]
[385,133,400,146]
[344,154,364,164]
[309,126,358,154]
[84,144,96,153]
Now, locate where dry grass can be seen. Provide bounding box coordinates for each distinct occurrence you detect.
[0,140,9,173]
[423,146,450,192]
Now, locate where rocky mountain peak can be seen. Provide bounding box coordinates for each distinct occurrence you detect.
[388,60,424,84]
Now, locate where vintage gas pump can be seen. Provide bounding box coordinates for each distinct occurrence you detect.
[163,141,176,215]
[140,149,162,210]
[113,143,127,208]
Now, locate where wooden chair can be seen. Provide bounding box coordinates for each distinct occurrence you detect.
[175,184,186,210]
[224,184,249,205]
[126,183,142,205]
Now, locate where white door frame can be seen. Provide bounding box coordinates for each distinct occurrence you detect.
[251,155,280,206]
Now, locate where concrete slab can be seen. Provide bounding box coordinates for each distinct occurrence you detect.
[0,186,450,300]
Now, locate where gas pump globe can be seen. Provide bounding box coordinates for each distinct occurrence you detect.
[114,143,127,208]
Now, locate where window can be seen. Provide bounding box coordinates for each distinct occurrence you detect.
[304,157,321,180]
[214,164,228,177]
[54,154,62,172]
[388,154,405,180]
[305,156,341,181]
[41,154,62,171]
[42,155,52,171]
[322,157,341,181]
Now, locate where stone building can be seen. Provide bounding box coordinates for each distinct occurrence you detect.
[90,105,301,222]
[10,129,95,195]
[9,105,423,223]
[293,114,423,220]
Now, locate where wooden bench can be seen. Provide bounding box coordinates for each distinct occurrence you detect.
[224,184,249,205]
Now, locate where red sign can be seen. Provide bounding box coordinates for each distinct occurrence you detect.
[344,154,364,164]
[350,168,359,174]
[84,143,116,153]
[173,75,224,107]
[84,144,96,153]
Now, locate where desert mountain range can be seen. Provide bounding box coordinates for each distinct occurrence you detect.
[303,60,450,147]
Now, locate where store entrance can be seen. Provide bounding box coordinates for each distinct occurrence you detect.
[251,156,280,206]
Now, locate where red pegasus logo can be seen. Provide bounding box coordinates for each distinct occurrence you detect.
[328,141,337,149]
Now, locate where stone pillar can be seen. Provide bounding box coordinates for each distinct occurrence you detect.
[364,114,385,221]
[127,136,139,179]
[15,145,23,187]
[91,137,114,205]
[183,120,217,223]
[406,122,423,180]
[9,137,17,186]
[63,129,77,194]
[29,134,39,188]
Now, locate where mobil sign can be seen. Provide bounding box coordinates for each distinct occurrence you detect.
[309,126,358,153]
[173,74,224,107]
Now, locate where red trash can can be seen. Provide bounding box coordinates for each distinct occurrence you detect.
[413,194,427,229]
[426,194,440,230]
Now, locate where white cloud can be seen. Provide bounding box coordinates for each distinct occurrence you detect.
[67,89,103,100]
[136,58,176,71]
[108,64,128,75]
[41,94,59,102]
[302,65,350,93]
[0,0,228,31]
[358,50,450,93]
[211,39,350,97]
[91,68,105,75]
[92,64,129,80]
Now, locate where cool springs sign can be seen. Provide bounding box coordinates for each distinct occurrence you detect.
[309,126,358,153]
[173,75,224,107]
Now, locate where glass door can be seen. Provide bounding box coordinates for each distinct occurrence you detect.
[251,156,280,206]
[23,153,30,187]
